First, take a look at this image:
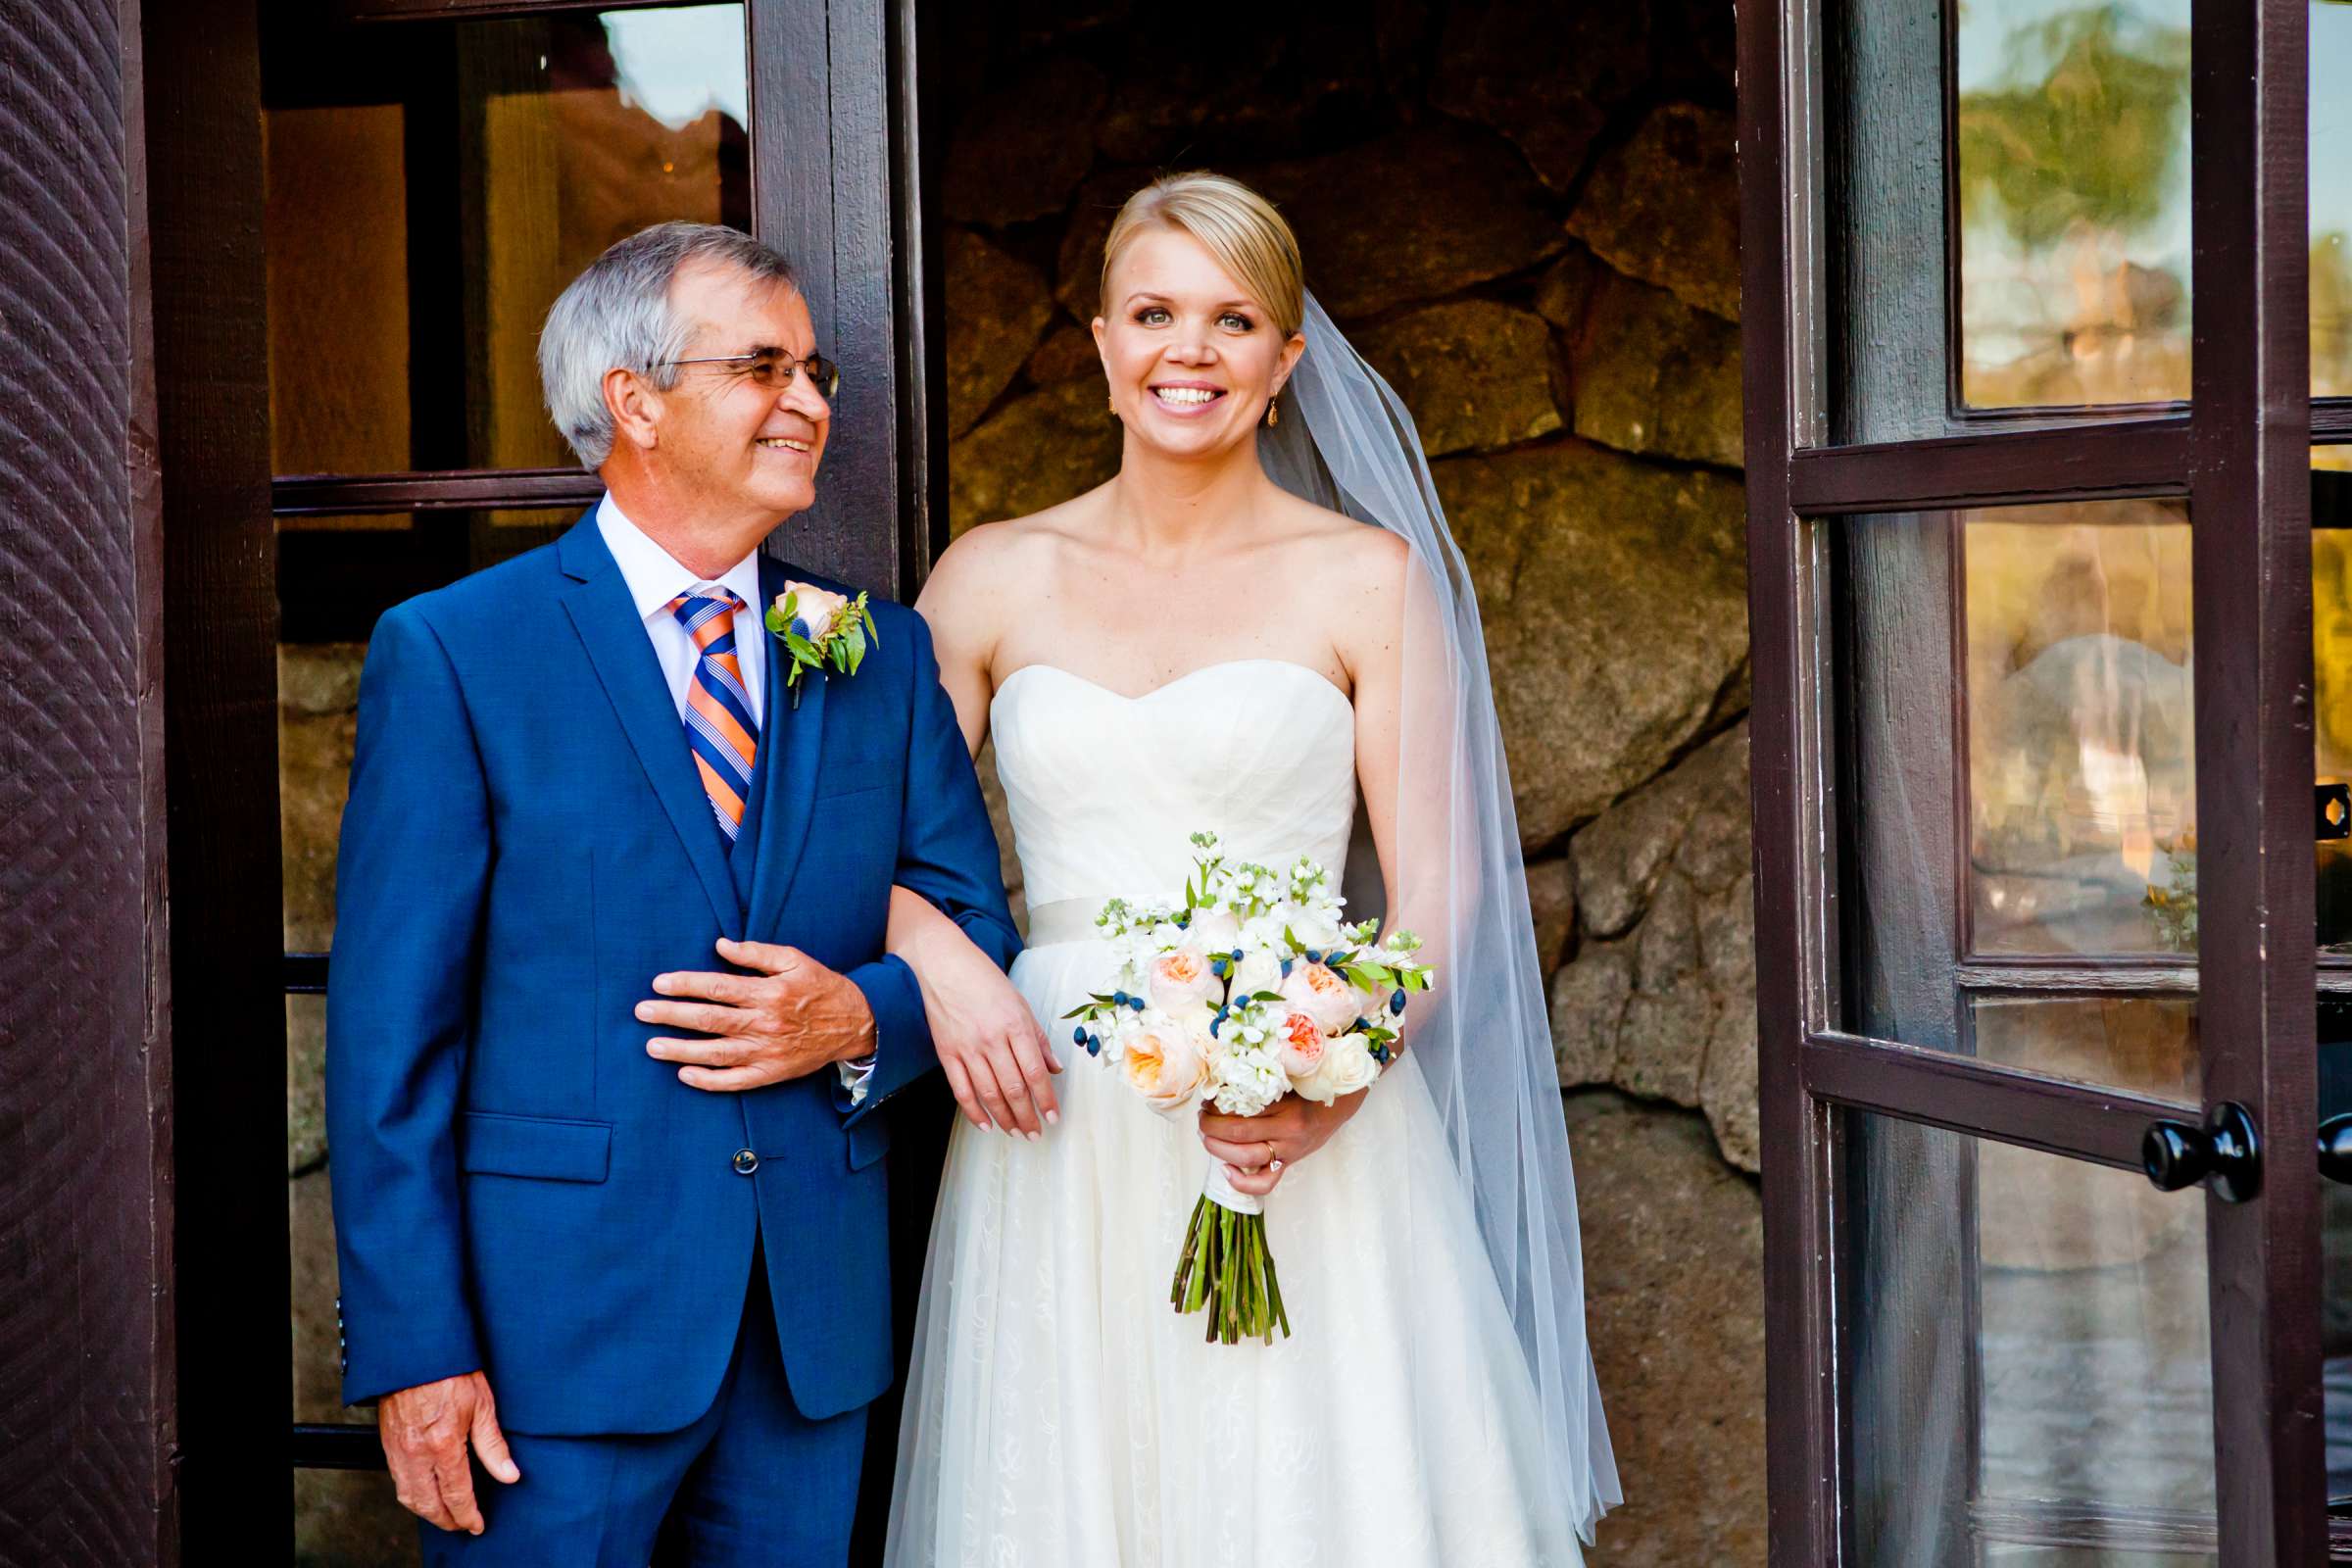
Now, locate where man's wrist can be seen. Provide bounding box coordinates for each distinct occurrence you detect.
[835,979,878,1064]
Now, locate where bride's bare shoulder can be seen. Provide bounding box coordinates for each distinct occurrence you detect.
[1263,489,1409,583]
[928,491,1106,590]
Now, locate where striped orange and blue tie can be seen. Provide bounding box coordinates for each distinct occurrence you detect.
[668,586,760,840]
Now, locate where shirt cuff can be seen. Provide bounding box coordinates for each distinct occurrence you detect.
[836,1053,879,1105]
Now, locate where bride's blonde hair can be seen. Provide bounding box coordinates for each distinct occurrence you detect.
[1098,172,1305,338]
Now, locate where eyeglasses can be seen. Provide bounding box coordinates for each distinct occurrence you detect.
[662,349,841,400]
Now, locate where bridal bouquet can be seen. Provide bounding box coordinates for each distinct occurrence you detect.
[1063,831,1434,1344]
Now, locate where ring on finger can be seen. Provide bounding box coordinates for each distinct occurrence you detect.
[1262,1140,1282,1173]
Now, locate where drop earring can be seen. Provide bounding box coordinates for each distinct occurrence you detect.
[1266,397,1280,428]
[1107,395,1117,419]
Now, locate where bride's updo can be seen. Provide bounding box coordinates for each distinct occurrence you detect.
[1099,172,1305,338]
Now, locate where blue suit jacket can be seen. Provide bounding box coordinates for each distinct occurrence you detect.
[324,512,1016,1432]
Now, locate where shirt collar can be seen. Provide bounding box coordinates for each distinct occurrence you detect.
[596,495,765,625]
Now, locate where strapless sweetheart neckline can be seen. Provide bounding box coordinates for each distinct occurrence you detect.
[992,657,1352,715]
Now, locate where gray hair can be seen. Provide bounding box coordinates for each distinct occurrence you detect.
[538,221,798,468]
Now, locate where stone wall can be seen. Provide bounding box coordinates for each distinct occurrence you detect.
[934,2,1759,1560]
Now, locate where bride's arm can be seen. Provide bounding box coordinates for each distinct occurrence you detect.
[1200,529,1412,1194]
[887,528,1062,1137]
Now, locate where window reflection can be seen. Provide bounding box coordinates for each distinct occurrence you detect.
[1973,995,2197,1102]
[1956,0,2192,408]
[1849,1113,2216,1563]
[1958,0,2352,406]
[1966,502,2194,955]
[262,3,749,478]
[2317,1,2352,399]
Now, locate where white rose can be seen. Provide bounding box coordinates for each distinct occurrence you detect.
[1188,906,1242,951]
[1279,960,1364,1036]
[1230,949,1282,998]
[1146,946,1223,1012]
[1296,1033,1381,1104]
[778,581,851,642]
[1122,1011,1207,1114]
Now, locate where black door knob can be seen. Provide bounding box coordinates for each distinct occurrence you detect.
[2320,1113,2352,1185]
[2141,1102,2262,1203]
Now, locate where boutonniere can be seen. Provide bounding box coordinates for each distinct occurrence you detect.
[765,581,876,707]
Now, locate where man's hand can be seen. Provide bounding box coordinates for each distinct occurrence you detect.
[639,938,876,1091]
[378,1370,519,1535]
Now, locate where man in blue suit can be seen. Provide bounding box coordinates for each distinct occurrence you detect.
[324,221,1017,1564]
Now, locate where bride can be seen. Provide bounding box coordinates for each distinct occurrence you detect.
[880,172,1618,1565]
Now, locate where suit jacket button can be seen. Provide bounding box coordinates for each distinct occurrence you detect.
[732,1149,759,1175]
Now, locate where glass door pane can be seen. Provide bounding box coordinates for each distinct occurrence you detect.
[262,3,750,476]
[1850,1113,2217,1565]
[1956,0,2193,408]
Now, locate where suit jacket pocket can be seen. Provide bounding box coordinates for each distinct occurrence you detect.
[847,1116,891,1171]
[460,1110,612,1183]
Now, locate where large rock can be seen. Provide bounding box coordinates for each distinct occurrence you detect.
[1572,267,1743,468]
[1251,122,1564,319]
[1567,103,1740,323]
[1053,125,1558,325]
[948,376,1123,536]
[942,57,1107,226]
[282,645,364,1174]
[1431,0,1649,193]
[944,228,1055,439]
[1552,723,1758,1169]
[1025,323,1101,385]
[1535,244,1605,333]
[1434,442,1747,846]
[1569,1092,1767,1565]
[1353,299,1564,457]
[1054,167,1158,324]
[1527,856,1576,975]
[1650,0,1740,101]
[1094,22,1388,167]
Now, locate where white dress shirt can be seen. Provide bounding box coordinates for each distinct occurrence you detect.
[596,495,767,723]
[596,495,876,1098]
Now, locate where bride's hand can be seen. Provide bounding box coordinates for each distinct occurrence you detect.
[898,896,1060,1138]
[1198,1091,1366,1198]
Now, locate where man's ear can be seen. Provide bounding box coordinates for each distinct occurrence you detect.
[605,367,662,452]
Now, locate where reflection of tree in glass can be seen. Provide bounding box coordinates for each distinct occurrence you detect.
[1957,7,2189,246]
[1957,5,2193,406]
[2317,233,2352,399]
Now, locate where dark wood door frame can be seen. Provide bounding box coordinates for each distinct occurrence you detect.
[1740,0,2324,1561]
[0,0,254,1561]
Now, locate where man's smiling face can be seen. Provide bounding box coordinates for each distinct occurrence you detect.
[655,259,831,527]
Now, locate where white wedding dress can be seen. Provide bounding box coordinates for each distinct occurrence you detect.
[884,659,1587,1568]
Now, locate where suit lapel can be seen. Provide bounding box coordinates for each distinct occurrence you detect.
[744,554,829,940]
[555,514,744,932]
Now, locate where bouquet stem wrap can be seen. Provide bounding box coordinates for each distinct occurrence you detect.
[1173,1157,1289,1345]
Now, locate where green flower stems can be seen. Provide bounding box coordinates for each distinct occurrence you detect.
[1170,1194,1291,1346]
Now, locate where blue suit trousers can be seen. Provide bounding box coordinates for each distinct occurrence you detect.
[420,1252,866,1568]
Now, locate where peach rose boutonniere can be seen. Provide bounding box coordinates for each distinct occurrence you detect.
[764,580,876,707]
